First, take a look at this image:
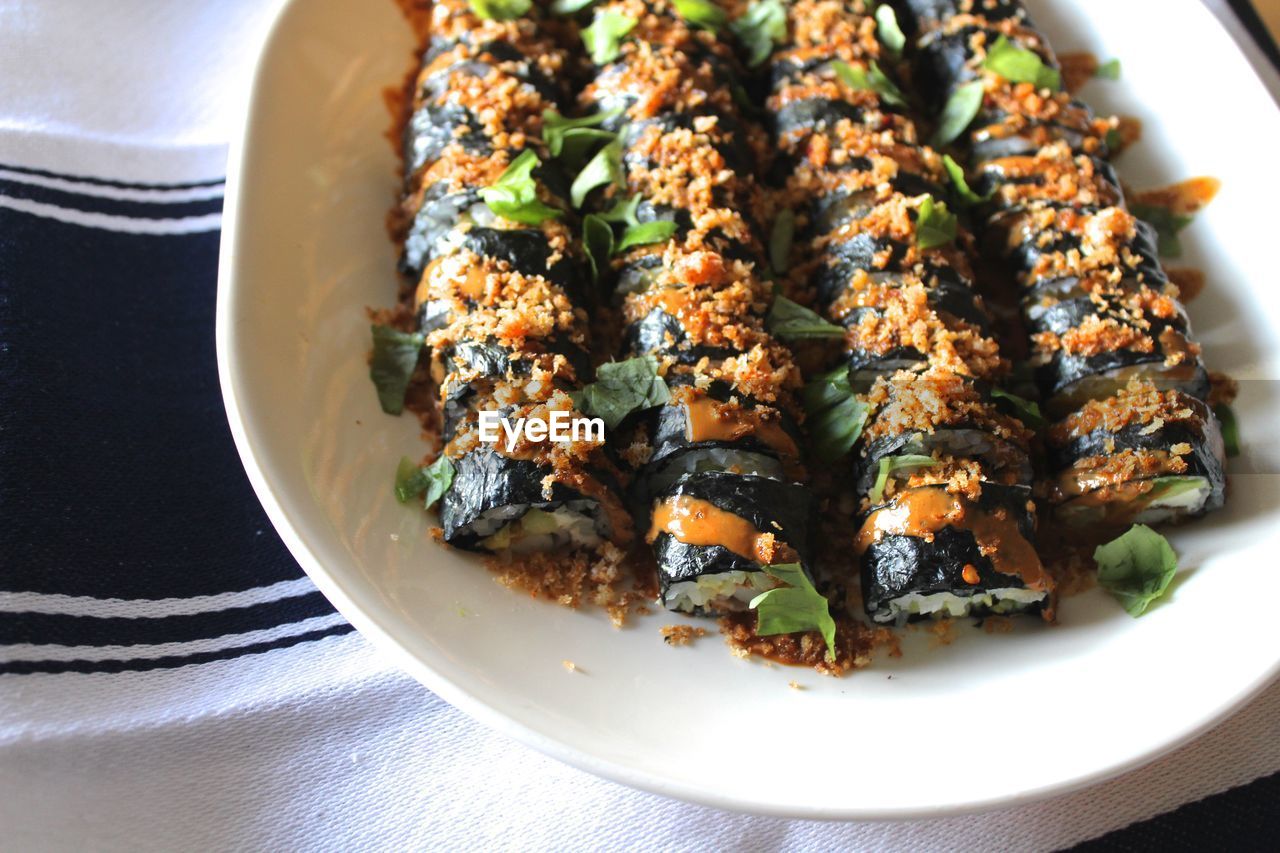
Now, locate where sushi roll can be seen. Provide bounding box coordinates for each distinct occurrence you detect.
[648,471,817,612]
[575,0,819,615]
[1045,381,1226,526]
[757,0,1051,621]
[896,0,1227,526]
[859,481,1050,622]
[393,0,631,554]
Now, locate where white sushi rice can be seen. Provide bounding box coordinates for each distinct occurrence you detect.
[1134,476,1213,525]
[474,502,604,553]
[875,588,1047,624]
[664,570,777,614]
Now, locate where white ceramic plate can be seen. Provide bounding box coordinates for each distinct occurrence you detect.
[217,0,1280,819]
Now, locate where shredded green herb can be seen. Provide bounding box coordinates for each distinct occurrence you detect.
[766,296,845,340]
[478,150,562,225]
[1214,403,1240,457]
[750,563,837,662]
[673,0,727,31]
[769,208,795,274]
[802,366,869,462]
[1095,58,1121,80]
[570,356,671,429]
[370,325,424,415]
[1094,524,1178,616]
[616,220,677,252]
[582,10,637,64]
[1129,201,1194,257]
[931,80,984,147]
[468,0,531,21]
[874,3,906,56]
[990,387,1045,428]
[943,154,992,206]
[394,455,455,510]
[730,0,787,68]
[981,35,1061,90]
[570,139,624,208]
[915,195,957,249]
[832,60,907,107]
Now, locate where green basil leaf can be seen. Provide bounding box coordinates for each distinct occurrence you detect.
[478,150,563,225]
[869,454,937,504]
[981,35,1061,90]
[749,563,837,662]
[832,59,907,107]
[802,364,852,415]
[582,10,637,64]
[1095,57,1121,80]
[915,195,957,250]
[1094,524,1178,616]
[811,395,869,462]
[571,355,671,429]
[730,0,787,68]
[582,213,615,283]
[1129,202,1194,258]
[370,325,424,415]
[616,220,677,252]
[542,108,622,158]
[1105,127,1123,153]
[1214,403,1240,457]
[551,0,597,14]
[769,208,795,274]
[395,455,455,509]
[673,0,727,31]
[931,80,984,147]
[570,138,624,208]
[395,457,427,503]
[766,296,845,339]
[469,0,531,21]
[874,3,906,56]
[942,154,992,206]
[991,387,1045,428]
[599,193,643,226]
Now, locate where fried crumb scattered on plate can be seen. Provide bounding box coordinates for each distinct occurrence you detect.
[661,625,707,646]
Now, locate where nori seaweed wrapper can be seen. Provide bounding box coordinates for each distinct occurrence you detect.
[439,449,604,550]
[860,483,1044,620]
[811,232,971,306]
[437,337,591,441]
[404,219,587,303]
[649,471,816,595]
[625,307,740,364]
[634,382,801,496]
[1035,336,1209,408]
[890,0,1030,36]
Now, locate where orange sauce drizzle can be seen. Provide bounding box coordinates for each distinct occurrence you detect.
[854,488,1050,590]
[647,496,780,564]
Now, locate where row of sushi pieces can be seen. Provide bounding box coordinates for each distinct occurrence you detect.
[391,0,636,555]
[758,0,1053,624]
[574,1,825,617]
[887,0,1227,527]
[388,0,829,631]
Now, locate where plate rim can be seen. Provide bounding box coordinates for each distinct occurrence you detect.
[214,0,1280,820]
